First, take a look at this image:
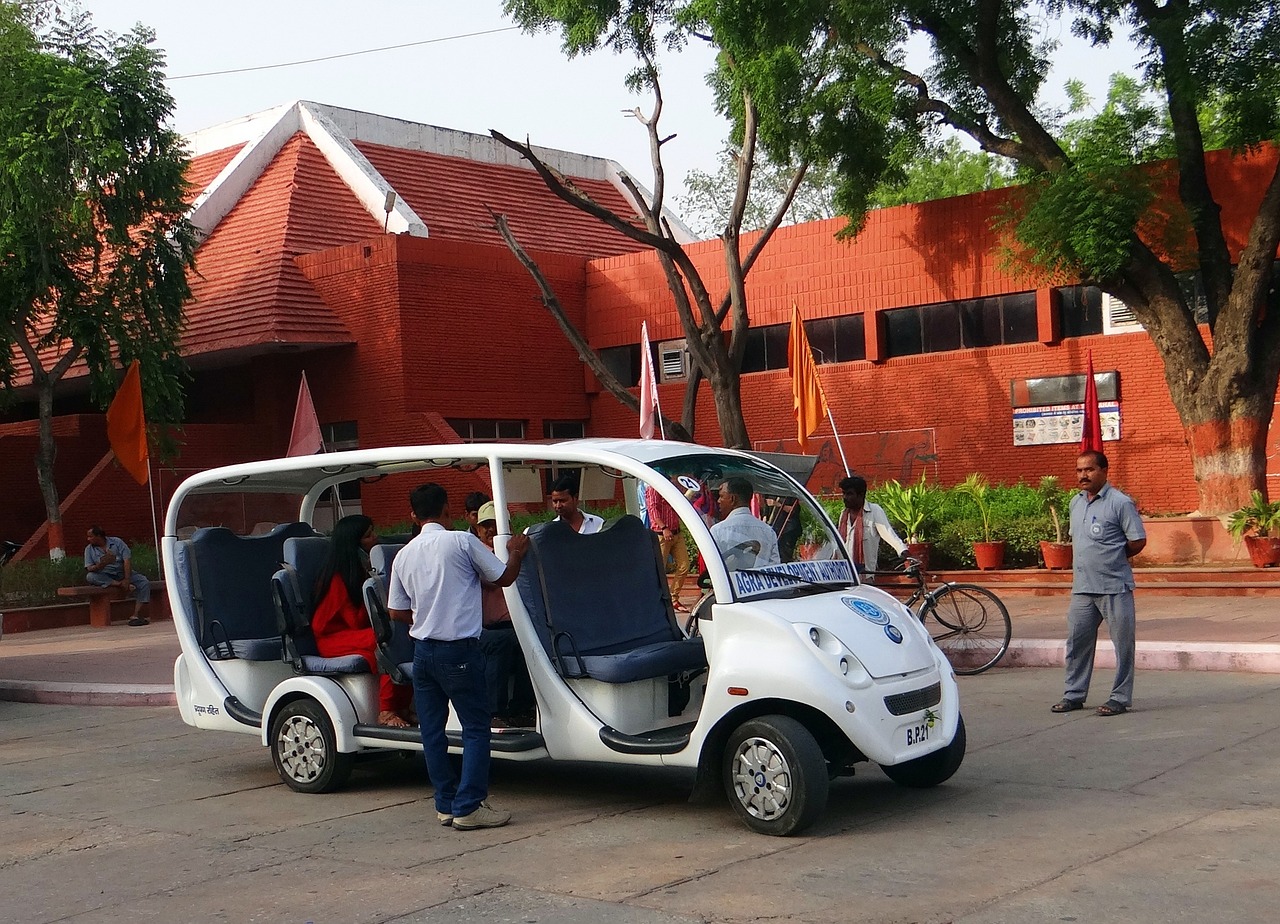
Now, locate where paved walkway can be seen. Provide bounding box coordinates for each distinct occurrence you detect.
[2,591,1279,705]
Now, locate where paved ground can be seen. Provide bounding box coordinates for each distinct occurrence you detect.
[3,592,1279,705]
[2,667,1277,923]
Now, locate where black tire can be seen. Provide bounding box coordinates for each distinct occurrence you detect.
[881,713,966,788]
[270,698,353,793]
[923,583,1011,675]
[722,715,828,836]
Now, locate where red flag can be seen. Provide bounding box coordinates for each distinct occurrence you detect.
[287,372,324,456]
[1080,351,1103,453]
[638,321,662,439]
[106,360,149,485]
[788,306,829,452]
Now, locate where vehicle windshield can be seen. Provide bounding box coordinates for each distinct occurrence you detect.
[646,453,854,600]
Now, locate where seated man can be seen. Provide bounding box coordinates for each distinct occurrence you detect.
[474,502,536,727]
[549,473,604,534]
[83,526,151,626]
[711,477,781,570]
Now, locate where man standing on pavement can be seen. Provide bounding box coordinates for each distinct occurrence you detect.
[711,477,781,569]
[1052,450,1146,717]
[83,527,151,626]
[549,474,604,534]
[388,483,529,830]
[837,476,908,576]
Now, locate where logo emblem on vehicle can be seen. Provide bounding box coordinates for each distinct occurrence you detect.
[842,597,889,625]
[884,624,904,644]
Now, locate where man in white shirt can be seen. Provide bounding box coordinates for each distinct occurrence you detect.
[838,475,907,575]
[711,477,781,569]
[388,483,528,831]
[549,474,604,534]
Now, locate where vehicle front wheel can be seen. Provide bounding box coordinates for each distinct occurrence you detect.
[880,714,966,788]
[270,698,353,793]
[722,715,828,836]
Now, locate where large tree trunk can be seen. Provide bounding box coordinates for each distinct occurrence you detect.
[709,367,750,449]
[34,376,66,560]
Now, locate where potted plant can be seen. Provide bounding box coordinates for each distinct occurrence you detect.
[1036,476,1074,570]
[1226,490,1280,567]
[955,473,1005,570]
[876,475,939,569]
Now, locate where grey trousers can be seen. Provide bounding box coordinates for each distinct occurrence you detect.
[85,570,151,604]
[1063,591,1135,706]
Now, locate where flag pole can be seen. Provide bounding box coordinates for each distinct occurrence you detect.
[824,402,851,477]
[654,385,666,440]
[146,456,160,562]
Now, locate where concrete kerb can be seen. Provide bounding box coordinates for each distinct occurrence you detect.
[0,679,176,706]
[1003,638,1280,674]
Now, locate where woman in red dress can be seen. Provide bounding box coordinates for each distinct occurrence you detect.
[311,514,412,727]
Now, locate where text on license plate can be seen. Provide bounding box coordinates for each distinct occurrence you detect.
[905,721,931,746]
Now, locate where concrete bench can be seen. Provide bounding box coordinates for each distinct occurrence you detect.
[56,581,169,628]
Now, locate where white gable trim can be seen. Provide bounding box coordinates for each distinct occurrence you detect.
[186,101,429,242]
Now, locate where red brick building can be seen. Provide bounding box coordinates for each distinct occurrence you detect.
[3,102,1277,556]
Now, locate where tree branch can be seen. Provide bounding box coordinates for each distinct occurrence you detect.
[488,210,690,441]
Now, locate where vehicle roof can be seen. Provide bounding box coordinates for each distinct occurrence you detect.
[167,438,745,499]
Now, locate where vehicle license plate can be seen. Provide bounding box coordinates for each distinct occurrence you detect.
[905,720,931,747]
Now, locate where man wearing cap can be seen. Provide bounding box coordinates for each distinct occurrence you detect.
[475,501,536,727]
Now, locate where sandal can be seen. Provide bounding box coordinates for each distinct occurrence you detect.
[378,710,411,728]
[1050,699,1084,713]
[1096,700,1128,717]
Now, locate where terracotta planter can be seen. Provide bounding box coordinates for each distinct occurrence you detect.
[905,541,932,571]
[1243,535,1280,568]
[1039,540,1073,570]
[972,540,1006,571]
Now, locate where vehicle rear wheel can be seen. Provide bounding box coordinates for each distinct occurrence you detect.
[880,714,966,788]
[270,698,353,793]
[722,715,828,836]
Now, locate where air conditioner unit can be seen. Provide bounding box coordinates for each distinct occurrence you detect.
[657,338,689,382]
[1102,293,1142,334]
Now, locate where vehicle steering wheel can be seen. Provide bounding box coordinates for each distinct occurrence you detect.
[683,591,715,637]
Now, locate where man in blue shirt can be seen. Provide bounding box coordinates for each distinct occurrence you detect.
[83,527,151,627]
[1051,451,1147,717]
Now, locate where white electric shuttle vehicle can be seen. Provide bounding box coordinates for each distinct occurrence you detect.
[166,439,964,836]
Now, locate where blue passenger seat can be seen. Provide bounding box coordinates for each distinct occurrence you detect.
[362,543,413,684]
[271,536,369,675]
[173,522,316,661]
[516,515,706,683]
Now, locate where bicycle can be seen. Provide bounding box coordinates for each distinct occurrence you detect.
[880,559,1012,675]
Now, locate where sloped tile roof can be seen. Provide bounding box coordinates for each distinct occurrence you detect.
[354,141,646,257]
[182,133,379,358]
[186,144,244,200]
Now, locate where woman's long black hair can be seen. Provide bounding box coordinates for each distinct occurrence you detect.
[313,514,373,609]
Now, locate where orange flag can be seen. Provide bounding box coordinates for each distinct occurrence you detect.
[788,306,829,452]
[287,371,324,456]
[106,360,149,485]
[1079,350,1103,453]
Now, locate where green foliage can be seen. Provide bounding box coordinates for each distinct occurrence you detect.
[870,136,1014,208]
[1037,476,1071,543]
[871,475,942,543]
[0,542,158,607]
[1226,491,1280,540]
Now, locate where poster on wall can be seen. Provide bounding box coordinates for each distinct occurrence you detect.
[1012,401,1121,446]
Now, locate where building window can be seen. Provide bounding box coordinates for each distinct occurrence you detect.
[740,322,791,374]
[1057,285,1105,338]
[805,315,866,364]
[598,344,641,387]
[447,419,526,442]
[543,420,585,440]
[887,292,1038,357]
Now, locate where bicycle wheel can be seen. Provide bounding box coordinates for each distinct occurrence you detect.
[922,583,1011,675]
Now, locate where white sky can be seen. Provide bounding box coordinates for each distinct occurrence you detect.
[79,1,1140,201]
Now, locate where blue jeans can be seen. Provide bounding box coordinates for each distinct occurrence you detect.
[412,637,491,817]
